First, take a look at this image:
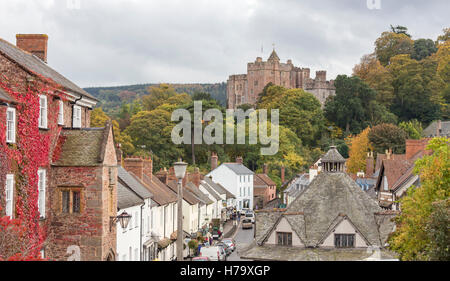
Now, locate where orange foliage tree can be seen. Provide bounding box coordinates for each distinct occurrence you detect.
[346,127,372,174]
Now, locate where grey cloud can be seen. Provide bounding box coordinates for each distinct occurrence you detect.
[0,0,448,87]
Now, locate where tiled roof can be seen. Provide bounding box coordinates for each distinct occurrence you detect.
[222,163,254,175]
[0,38,98,101]
[117,182,144,209]
[52,127,109,166]
[141,174,177,206]
[380,158,412,191]
[254,174,276,188]
[118,167,152,199]
[167,180,200,205]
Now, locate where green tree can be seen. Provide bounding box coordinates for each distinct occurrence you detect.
[412,39,438,61]
[125,109,183,170]
[390,25,411,37]
[142,84,179,111]
[368,123,407,154]
[389,138,450,260]
[324,75,393,135]
[398,120,423,139]
[258,85,325,147]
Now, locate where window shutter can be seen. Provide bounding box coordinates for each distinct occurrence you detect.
[5,174,14,218]
[6,107,16,143]
[58,100,64,125]
[38,170,46,218]
[39,95,48,128]
[73,105,82,128]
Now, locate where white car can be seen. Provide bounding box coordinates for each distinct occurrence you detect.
[199,246,227,261]
[244,212,255,224]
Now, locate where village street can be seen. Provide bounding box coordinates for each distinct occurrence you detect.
[226,222,255,261]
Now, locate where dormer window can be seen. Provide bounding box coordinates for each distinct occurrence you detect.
[73,105,82,128]
[6,107,16,143]
[38,95,48,129]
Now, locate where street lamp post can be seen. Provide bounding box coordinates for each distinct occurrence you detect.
[174,160,187,261]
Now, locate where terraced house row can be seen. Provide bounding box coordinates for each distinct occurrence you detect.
[0,34,231,261]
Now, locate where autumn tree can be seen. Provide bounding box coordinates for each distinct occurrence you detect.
[368,123,407,154]
[142,84,179,111]
[375,31,414,66]
[90,107,135,156]
[346,127,371,174]
[389,138,450,260]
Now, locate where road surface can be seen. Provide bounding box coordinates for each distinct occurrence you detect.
[227,221,254,261]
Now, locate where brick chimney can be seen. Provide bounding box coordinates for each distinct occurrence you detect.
[281,166,285,183]
[211,152,218,170]
[16,34,48,63]
[155,168,169,185]
[143,157,153,181]
[263,163,268,175]
[190,167,201,187]
[236,156,243,165]
[123,157,144,180]
[366,151,374,178]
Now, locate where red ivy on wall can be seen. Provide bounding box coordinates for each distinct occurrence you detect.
[0,73,66,260]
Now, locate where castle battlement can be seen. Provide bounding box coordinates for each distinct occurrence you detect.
[227,50,335,109]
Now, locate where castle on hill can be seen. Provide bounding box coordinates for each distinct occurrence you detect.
[226,49,335,109]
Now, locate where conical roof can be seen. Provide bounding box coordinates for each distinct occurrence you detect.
[321,146,345,162]
[268,49,280,62]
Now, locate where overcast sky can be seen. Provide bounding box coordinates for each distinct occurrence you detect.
[0,0,448,87]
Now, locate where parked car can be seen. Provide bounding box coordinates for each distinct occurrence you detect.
[245,212,255,224]
[240,208,250,216]
[242,218,253,229]
[199,246,227,261]
[192,257,211,261]
[216,242,232,256]
[221,238,236,251]
[212,229,221,240]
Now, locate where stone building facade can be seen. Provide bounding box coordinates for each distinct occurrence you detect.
[227,49,335,109]
[1,34,117,260]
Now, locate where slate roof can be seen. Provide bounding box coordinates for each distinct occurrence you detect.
[185,182,214,205]
[118,167,152,199]
[0,38,97,101]
[321,146,345,162]
[200,180,222,201]
[255,172,394,249]
[52,126,110,166]
[203,177,227,195]
[167,180,200,205]
[268,49,280,61]
[222,163,254,175]
[0,87,14,102]
[422,120,450,137]
[240,244,397,261]
[117,182,144,209]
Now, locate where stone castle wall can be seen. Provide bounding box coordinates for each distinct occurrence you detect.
[227,51,335,109]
